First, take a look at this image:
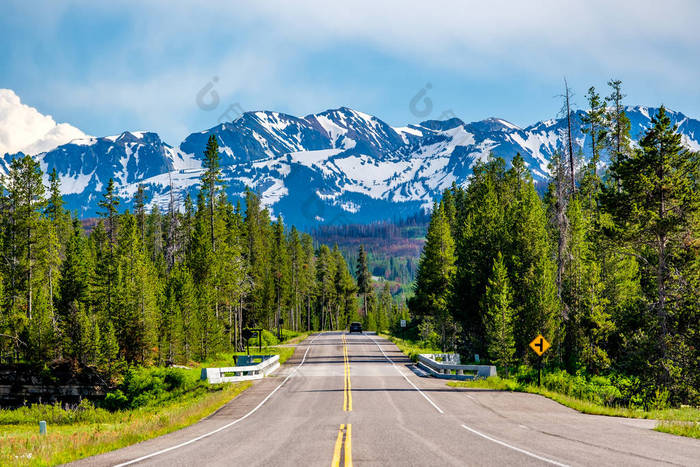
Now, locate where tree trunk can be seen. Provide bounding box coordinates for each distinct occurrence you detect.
[657,155,669,378]
[209,181,216,253]
[565,78,576,193]
[307,296,311,332]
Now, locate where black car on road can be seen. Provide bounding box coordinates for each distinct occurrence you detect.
[349,322,362,333]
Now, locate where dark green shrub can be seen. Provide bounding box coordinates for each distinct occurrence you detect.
[102,390,129,411]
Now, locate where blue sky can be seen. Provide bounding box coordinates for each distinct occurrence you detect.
[2,0,700,144]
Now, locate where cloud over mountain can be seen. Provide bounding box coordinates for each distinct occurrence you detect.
[0,89,88,156]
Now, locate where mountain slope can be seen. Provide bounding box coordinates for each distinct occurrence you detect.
[2,98,699,226]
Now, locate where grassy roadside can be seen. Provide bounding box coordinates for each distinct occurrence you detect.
[378,333,441,361]
[447,378,700,439]
[0,381,251,466]
[281,332,311,345]
[0,335,309,466]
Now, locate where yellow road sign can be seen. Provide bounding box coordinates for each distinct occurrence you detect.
[529,334,550,356]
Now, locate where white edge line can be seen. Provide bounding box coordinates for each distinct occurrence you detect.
[369,335,444,414]
[461,424,570,467]
[114,333,322,467]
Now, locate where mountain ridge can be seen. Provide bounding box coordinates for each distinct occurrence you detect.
[2,93,699,227]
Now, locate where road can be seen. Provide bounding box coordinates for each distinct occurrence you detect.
[71,332,700,466]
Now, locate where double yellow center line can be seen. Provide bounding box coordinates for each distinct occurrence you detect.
[342,333,352,412]
[332,334,353,466]
[331,423,352,467]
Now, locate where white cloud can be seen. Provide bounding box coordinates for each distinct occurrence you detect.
[0,89,88,155]
[4,1,699,141]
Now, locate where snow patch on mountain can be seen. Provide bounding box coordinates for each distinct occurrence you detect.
[2,89,699,227]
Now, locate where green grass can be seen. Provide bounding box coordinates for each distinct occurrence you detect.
[0,381,251,466]
[378,333,441,362]
[447,377,700,439]
[655,421,700,438]
[280,331,310,345]
[0,334,311,466]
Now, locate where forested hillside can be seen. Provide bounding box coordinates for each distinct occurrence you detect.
[0,135,393,376]
[311,211,430,289]
[411,90,699,406]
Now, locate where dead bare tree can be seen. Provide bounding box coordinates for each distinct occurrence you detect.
[563,78,576,194]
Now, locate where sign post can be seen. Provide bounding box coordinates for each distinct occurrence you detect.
[400,319,406,340]
[528,334,551,386]
[242,328,254,355]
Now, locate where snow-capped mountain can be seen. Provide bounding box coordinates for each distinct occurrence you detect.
[2,98,699,227]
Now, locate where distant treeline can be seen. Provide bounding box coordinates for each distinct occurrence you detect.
[312,213,429,286]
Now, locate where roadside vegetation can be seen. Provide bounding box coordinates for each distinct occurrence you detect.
[410,82,699,416]
[378,333,441,362]
[0,372,250,466]
[0,331,305,466]
[0,135,359,386]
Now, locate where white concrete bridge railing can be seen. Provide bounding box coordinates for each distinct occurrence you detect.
[417,353,496,380]
[201,354,280,384]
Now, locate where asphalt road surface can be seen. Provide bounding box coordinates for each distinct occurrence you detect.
[71,332,700,466]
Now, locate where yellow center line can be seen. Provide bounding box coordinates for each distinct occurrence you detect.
[331,424,345,467]
[346,340,352,411]
[342,334,352,411]
[343,335,348,411]
[331,423,353,467]
[334,336,353,467]
[344,424,352,467]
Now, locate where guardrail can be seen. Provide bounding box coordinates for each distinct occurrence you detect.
[201,354,280,384]
[417,354,496,380]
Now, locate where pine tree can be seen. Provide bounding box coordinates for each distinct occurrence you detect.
[301,233,316,331]
[450,158,506,354]
[99,321,120,380]
[146,205,164,266]
[563,197,612,372]
[412,202,455,350]
[333,246,356,330]
[581,86,608,179]
[165,177,180,271]
[483,253,515,376]
[97,179,119,317]
[45,168,71,246]
[606,80,632,190]
[355,245,372,315]
[0,136,361,371]
[271,217,289,337]
[605,106,699,384]
[114,212,157,363]
[134,184,146,246]
[507,169,560,359]
[201,135,222,252]
[7,154,46,321]
[316,245,337,330]
[378,282,392,333]
[289,227,303,331]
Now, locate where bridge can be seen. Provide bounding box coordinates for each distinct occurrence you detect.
[70,333,699,466]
